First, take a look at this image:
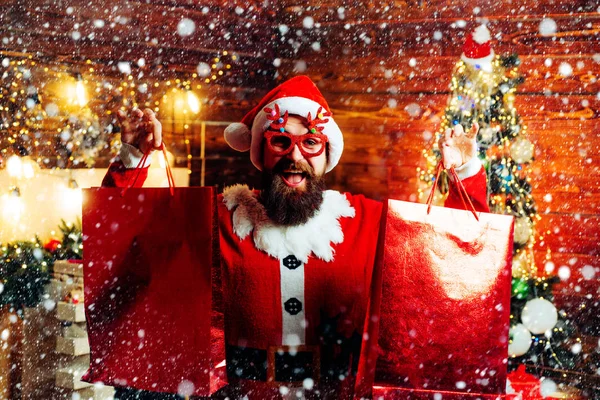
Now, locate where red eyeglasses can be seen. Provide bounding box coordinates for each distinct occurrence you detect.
[264,130,328,158]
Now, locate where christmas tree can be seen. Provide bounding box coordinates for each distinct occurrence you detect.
[418,25,586,389]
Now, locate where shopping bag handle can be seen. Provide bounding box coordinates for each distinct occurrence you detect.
[120,143,176,197]
[426,162,479,221]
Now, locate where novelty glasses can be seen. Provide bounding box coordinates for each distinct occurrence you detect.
[264,129,328,158]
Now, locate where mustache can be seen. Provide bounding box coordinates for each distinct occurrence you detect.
[272,159,316,177]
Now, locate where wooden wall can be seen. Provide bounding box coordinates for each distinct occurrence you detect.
[3,0,599,333]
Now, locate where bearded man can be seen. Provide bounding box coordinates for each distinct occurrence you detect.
[100,76,488,399]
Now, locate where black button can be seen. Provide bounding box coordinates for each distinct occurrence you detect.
[283,255,302,270]
[284,298,302,315]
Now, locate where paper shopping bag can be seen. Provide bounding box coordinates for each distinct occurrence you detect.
[81,185,225,396]
[356,198,514,399]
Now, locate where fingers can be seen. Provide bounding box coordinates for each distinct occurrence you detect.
[453,124,465,138]
[468,121,479,138]
[132,108,144,119]
[115,108,161,153]
[444,127,453,143]
[116,109,127,123]
[143,108,162,148]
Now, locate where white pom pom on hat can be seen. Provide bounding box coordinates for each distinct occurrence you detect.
[223,75,344,172]
[224,122,252,152]
[472,24,491,44]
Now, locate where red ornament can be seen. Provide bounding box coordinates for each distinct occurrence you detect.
[507,364,543,400]
[44,239,61,253]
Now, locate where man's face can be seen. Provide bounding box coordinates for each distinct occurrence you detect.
[262,116,327,190]
[260,115,328,225]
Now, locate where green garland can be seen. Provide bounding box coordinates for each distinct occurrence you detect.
[53,219,83,260]
[0,219,82,313]
[0,239,52,313]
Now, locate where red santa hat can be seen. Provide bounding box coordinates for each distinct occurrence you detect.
[224,75,343,172]
[461,25,494,72]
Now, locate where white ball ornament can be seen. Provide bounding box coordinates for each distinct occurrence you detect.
[510,138,534,164]
[508,324,532,357]
[521,298,558,334]
[514,217,533,245]
[478,126,496,146]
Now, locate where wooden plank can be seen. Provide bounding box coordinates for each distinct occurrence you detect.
[21,306,63,400]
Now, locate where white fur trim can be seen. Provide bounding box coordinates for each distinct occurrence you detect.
[453,157,483,180]
[249,97,344,173]
[224,122,252,152]
[461,50,495,73]
[118,142,151,168]
[222,184,355,263]
[473,25,491,44]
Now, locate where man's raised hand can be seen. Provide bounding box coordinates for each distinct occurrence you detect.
[439,122,479,169]
[116,108,162,154]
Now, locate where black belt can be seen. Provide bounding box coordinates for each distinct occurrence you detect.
[226,344,321,383]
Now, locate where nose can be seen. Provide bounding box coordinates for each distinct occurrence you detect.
[287,143,304,162]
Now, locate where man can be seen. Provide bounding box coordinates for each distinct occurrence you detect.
[101,76,488,399]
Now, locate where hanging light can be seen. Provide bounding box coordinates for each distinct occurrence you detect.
[9,186,20,197]
[6,155,38,179]
[75,74,88,107]
[6,155,23,179]
[186,90,200,114]
[2,186,25,223]
[68,177,79,189]
[21,156,38,179]
[61,177,82,213]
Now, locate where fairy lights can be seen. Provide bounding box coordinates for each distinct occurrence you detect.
[418,55,549,281]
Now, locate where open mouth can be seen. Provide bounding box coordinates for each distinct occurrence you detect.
[281,170,307,187]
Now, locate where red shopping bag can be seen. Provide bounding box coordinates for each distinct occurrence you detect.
[356,165,514,399]
[81,147,226,396]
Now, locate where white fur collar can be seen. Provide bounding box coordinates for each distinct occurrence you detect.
[222,184,355,263]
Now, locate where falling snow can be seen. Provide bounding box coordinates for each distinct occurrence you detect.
[177,18,196,37]
[539,18,558,36]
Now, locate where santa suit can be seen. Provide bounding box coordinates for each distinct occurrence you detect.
[101,144,489,399]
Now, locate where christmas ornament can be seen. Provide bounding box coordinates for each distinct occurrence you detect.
[508,323,532,357]
[65,289,84,304]
[510,137,535,164]
[461,25,494,73]
[512,251,535,278]
[521,298,558,334]
[511,277,530,299]
[514,216,533,245]
[478,126,497,147]
[44,238,62,253]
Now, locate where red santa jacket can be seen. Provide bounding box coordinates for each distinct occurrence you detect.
[101,148,488,398]
[218,185,382,389]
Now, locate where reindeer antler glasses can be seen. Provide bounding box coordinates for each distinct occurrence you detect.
[263,104,331,158]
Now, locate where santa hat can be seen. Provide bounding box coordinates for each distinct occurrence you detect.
[461,25,495,72]
[224,75,343,172]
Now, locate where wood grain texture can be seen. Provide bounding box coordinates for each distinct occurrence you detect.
[0,0,597,334]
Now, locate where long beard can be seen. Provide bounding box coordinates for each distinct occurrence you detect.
[260,160,326,226]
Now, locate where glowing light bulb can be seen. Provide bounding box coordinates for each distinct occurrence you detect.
[21,157,37,179]
[187,91,200,114]
[2,189,25,223]
[76,79,88,107]
[7,155,22,178]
